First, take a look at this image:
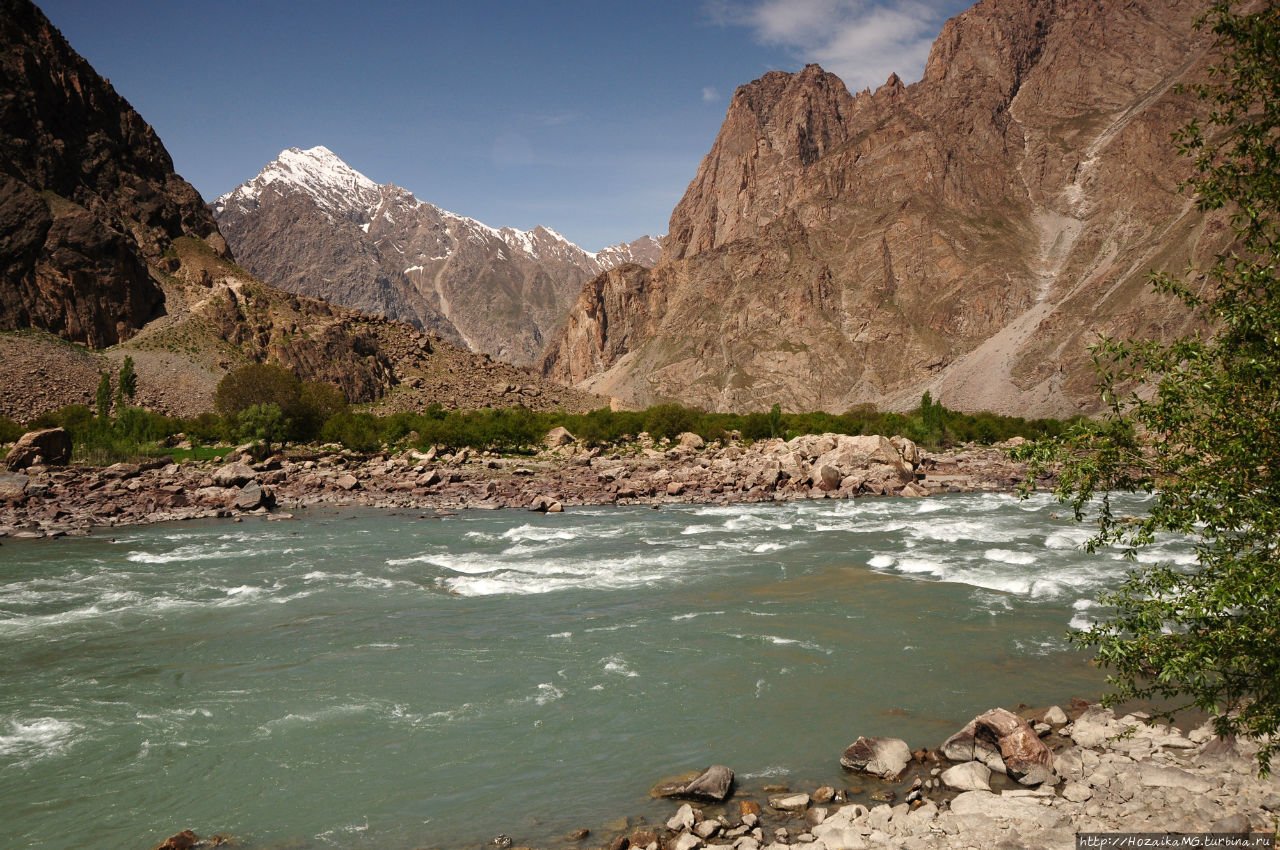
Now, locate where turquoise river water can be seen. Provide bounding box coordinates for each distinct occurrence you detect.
[0,492,1191,849]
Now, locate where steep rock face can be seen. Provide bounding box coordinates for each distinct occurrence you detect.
[544,0,1219,416]
[0,0,227,347]
[214,147,660,366]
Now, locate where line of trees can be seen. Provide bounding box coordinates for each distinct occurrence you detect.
[2,359,1077,462]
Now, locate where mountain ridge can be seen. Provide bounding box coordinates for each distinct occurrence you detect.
[213,146,661,366]
[541,0,1221,416]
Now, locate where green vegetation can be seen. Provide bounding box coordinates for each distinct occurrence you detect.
[1017,2,1280,772]
[0,415,23,444]
[116,356,137,406]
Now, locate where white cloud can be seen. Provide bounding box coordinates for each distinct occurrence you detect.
[701,86,721,102]
[707,0,964,92]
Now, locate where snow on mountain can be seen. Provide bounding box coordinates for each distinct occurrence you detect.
[213,146,661,366]
[216,146,658,270]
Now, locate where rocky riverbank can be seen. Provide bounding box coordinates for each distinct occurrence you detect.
[152,703,1279,850]
[0,431,1038,539]
[584,704,1280,850]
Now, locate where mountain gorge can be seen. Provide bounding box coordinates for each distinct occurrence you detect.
[542,0,1224,416]
[213,148,661,367]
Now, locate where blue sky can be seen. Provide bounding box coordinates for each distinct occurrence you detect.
[39,0,971,251]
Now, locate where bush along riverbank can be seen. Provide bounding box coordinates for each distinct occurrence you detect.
[0,428,1040,539]
[150,702,1280,850]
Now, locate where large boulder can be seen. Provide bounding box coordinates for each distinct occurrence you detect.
[544,426,575,448]
[233,482,274,511]
[677,432,705,451]
[654,765,735,802]
[4,428,71,470]
[211,461,257,487]
[942,708,1055,786]
[840,736,912,780]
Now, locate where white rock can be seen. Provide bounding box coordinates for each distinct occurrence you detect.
[1043,705,1069,725]
[941,761,993,792]
[667,804,695,831]
[674,833,703,850]
[769,793,810,812]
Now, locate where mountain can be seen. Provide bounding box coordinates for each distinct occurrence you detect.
[542,0,1223,417]
[213,147,661,366]
[0,0,227,347]
[0,0,602,422]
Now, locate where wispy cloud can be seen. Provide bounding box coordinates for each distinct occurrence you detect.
[706,0,963,91]
[701,86,721,103]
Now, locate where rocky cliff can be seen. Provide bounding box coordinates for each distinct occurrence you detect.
[543,0,1223,416]
[214,147,661,367]
[0,0,228,347]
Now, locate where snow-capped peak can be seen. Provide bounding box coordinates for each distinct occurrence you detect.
[215,145,382,217]
[215,146,659,273]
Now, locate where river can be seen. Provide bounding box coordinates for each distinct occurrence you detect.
[0,491,1190,849]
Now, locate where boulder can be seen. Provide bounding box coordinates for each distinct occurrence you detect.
[679,765,736,802]
[677,432,706,451]
[940,761,992,792]
[693,820,719,839]
[943,708,1054,785]
[840,736,912,780]
[890,435,921,466]
[1042,705,1069,726]
[234,482,274,511]
[666,481,686,496]
[1068,705,1119,748]
[4,428,71,470]
[815,464,841,491]
[528,495,564,513]
[673,834,702,850]
[335,473,360,491]
[768,793,810,812]
[667,803,696,831]
[212,461,257,487]
[545,426,575,448]
[153,831,200,850]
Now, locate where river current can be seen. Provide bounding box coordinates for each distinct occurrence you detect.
[0,492,1190,849]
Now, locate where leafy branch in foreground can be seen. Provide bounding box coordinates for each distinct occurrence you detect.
[1017,1,1279,773]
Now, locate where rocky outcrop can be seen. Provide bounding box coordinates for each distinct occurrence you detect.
[4,427,70,470]
[0,0,227,347]
[543,0,1221,417]
[942,707,1056,786]
[213,146,660,366]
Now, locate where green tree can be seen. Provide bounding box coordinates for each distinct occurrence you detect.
[767,403,784,439]
[95,371,112,420]
[290,380,348,443]
[215,362,301,418]
[1018,2,1280,772]
[116,356,137,405]
[236,403,287,455]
